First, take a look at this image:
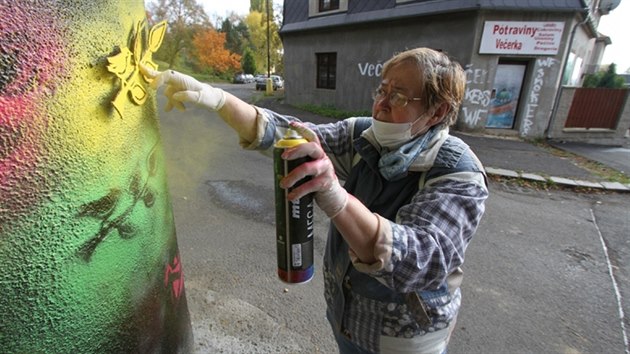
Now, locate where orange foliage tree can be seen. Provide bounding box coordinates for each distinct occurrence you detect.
[192,29,241,74]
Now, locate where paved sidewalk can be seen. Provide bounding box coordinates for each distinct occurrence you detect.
[453,132,630,192]
[255,97,630,192]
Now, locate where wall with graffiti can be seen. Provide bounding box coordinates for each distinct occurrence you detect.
[0,0,193,351]
[456,55,561,138]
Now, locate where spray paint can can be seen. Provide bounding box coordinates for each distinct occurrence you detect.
[273,128,315,284]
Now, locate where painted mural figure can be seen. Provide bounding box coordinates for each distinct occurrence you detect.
[0,1,192,352]
[144,47,489,354]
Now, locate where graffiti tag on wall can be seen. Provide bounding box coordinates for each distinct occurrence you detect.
[462,64,492,126]
[357,62,384,77]
[522,57,556,136]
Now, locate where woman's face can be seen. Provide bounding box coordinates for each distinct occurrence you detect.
[372,60,439,135]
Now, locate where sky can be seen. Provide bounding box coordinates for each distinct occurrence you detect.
[597,0,630,73]
[201,0,281,18]
[200,0,629,73]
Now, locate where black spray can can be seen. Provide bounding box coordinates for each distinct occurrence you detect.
[273,128,315,284]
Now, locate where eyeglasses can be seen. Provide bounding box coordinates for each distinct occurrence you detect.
[372,87,422,108]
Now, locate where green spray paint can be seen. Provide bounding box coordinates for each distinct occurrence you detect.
[0,0,193,351]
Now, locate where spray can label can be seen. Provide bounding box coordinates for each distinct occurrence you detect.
[273,129,315,284]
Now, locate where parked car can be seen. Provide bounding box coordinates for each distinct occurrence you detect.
[271,75,284,89]
[255,75,284,90]
[233,73,247,84]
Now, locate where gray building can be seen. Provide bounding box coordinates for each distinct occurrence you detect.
[279,0,621,139]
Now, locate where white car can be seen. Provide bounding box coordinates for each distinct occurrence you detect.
[255,75,284,90]
[271,75,284,89]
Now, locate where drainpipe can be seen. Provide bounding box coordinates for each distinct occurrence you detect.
[545,9,590,139]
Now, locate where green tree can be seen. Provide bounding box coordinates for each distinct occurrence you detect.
[241,48,257,74]
[583,63,626,88]
[244,10,282,75]
[221,18,250,55]
[250,0,265,13]
[147,0,210,68]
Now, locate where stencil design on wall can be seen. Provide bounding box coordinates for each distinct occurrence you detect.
[76,141,159,261]
[107,20,167,118]
[165,253,184,301]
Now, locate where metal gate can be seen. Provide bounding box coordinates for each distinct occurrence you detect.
[565,88,628,129]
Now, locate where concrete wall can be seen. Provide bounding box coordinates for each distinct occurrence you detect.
[0,1,193,351]
[282,8,589,139]
[455,11,572,138]
[548,87,630,145]
[282,12,477,113]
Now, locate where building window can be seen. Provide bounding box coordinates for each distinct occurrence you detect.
[319,0,339,12]
[317,53,336,89]
[309,0,347,17]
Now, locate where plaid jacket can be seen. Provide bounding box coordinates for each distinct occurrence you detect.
[251,109,488,353]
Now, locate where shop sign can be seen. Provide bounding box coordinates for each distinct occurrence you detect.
[479,21,565,55]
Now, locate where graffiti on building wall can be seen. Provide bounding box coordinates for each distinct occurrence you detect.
[522,57,557,136]
[358,61,384,77]
[462,64,492,126]
[0,1,193,352]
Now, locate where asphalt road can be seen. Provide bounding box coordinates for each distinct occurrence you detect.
[157,83,630,353]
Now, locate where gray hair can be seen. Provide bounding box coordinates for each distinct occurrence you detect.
[382,48,466,126]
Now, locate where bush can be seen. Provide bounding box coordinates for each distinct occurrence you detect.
[582,63,626,88]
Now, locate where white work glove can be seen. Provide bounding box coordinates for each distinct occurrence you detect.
[280,122,349,218]
[141,65,226,112]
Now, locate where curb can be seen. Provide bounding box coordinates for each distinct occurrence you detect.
[485,167,630,192]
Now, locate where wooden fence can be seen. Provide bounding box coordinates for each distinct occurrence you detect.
[565,88,628,129]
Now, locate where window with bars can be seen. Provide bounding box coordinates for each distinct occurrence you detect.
[316,53,337,89]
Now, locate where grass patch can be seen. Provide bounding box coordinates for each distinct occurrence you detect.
[528,139,630,184]
[489,174,624,195]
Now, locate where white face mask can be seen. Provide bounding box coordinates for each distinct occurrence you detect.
[371,114,428,150]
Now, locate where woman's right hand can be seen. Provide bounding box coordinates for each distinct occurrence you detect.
[280,122,349,218]
[140,65,226,112]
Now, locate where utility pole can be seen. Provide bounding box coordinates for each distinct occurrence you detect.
[265,0,272,94]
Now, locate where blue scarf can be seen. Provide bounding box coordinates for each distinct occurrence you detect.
[378,127,438,181]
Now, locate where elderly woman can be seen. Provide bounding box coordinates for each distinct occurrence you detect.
[144,47,488,354]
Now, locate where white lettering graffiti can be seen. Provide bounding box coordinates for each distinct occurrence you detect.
[462,64,492,127]
[462,106,488,126]
[465,64,489,85]
[465,88,491,107]
[522,58,555,136]
[358,62,383,77]
[537,57,557,68]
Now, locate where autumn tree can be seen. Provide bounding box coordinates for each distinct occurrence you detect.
[147,0,210,68]
[192,29,241,74]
